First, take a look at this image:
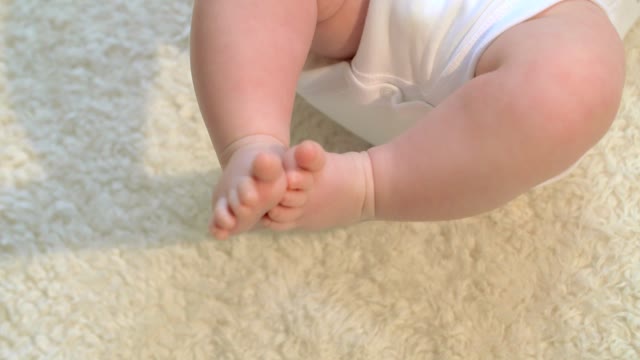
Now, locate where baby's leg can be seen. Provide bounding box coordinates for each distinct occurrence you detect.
[265,0,625,230]
[190,0,318,239]
[264,142,374,231]
[370,0,625,220]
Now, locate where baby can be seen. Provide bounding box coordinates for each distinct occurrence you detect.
[190,0,640,240]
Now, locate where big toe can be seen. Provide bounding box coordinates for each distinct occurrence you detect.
[252,152,283,182]
[294,140,326,172]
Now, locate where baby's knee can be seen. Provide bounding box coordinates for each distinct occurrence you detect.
[520,41,625,156]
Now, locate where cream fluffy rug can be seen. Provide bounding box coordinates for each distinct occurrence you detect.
[1,1,639,359]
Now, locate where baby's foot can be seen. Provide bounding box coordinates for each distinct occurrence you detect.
[261,141,325,229]
[262,140,376,231]
[210,136,287,240]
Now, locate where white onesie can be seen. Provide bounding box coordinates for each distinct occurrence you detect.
[298,0,640,145]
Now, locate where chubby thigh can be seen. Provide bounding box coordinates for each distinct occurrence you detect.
[311,0,370,59]
[301,0,625,131]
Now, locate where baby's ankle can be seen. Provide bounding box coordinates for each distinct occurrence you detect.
[219,134,288,168]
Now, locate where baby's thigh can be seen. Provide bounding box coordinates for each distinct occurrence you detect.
[475,0,624,155]
[311,0,369,60]
[475,0,622,77]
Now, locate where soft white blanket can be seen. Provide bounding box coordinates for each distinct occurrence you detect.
[1,1,639,359]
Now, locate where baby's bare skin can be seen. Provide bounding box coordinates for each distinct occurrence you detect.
[191,0,376,239]
[207,136,287,239]
[191,0,625,239]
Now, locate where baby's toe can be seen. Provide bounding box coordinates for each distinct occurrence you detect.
[237,177,259,207]
[262,218,296,232]
[228,188,251,219]
[286,170,313,191]
[252,152,283,183]
[268,205,303,223]
[294,140,326,172]
[279,190,307,208]
[212,228,230,240]
[212,197,236,230]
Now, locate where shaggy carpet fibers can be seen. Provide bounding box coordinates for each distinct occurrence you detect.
[1,1,639,359]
